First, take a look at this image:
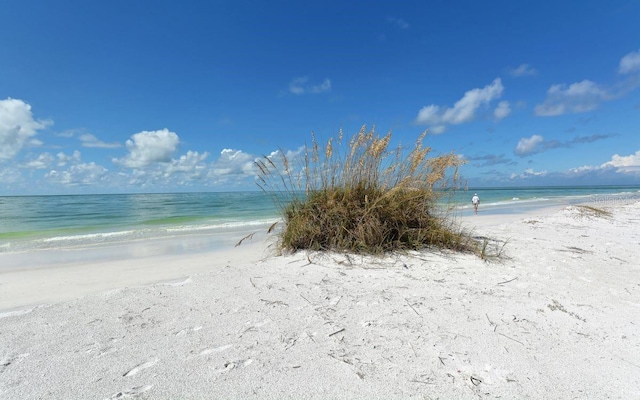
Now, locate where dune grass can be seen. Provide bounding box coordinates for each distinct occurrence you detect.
[575,205,612,219]
[256,125,477,255]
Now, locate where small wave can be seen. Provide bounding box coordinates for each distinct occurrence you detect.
[512,197,520,201]
[165,219,279,233]
[42,230,136,243]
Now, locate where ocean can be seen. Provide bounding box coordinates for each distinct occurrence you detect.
[1,186,639,254]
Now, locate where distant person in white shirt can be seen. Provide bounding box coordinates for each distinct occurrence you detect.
[471,193,480,214]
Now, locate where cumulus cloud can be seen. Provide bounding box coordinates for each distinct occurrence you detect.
[210,148,256,177]
[534,80,611,116]
[602,150,640,173]
[567,150,640,178]
[619,49,640,75]
[21,152,55,169]
[113,129,180,168]
[289,77,332,95]
[494,101,511,120]
[415,78,504,132]
[0,167,22,184]
[45,162,109,187]
[164,151,209,176]
[0,98,52,161]
[536,51,640,117]
[515,134,545,156]
[510,168,547,180]
[509,64,537,77]
[56,150,82,167]
[79,133,121,149]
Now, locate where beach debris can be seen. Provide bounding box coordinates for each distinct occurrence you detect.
[404,298,421,316]
[559,246,592,254]
[260,298,288,307]
[547,299,586,322]
[485,313,497,332]
[470,376,482,386]
[410,378,434,385]
[498,333,524,346]
[497,277,518,285]
[235,232,255,247]
[299,294,312,304]
[267,221,278,233]
[329,327,345,337]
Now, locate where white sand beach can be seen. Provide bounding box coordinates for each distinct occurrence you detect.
[1,201,639,399]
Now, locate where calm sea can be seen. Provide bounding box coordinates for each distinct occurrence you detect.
[1,186,639,253]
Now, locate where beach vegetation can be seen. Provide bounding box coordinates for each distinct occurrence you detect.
[575,205,612,219]
[255,125,478,255]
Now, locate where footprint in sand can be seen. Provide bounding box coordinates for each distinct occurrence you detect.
[110,384,153,398]
[198,344,232,356]
[211,359,253,374]
[122,359,159,377]
[1,353,30,370]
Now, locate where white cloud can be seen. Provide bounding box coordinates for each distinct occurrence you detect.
[415,105,441,125]
[113,129,179,168]
[602,150,640,174]
[567,150,640,178]
[509,64,537,77]
[0,98,52,161]
[494,101,511,120]
[510,168,547,179]
[165,151,209,175]
[45,162,109,187]
[56,150,82,167]
[619,49,640,75]
[79,133,121,149]
[0,167,21,184]
[56,130,77,138]
[415,78,504,131]
[568,165,597,174]
[21,152,55,169]
[289,77,332,95]
[211,148,255,176]
[536,51,640,117]
[515,134,544,156]
[514,133,612,157]
[534,80,611,116]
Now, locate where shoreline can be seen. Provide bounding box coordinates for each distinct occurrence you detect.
[2,187,638,256]
[0,199,630,312]
[1,201,639,398]
[0,202,570,313]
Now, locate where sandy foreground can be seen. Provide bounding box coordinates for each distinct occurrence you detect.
[1,202,639,399]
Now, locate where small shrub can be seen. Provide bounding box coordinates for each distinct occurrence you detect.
[256,125,476,255]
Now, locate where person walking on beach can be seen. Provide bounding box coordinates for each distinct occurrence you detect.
[471,193,480,214]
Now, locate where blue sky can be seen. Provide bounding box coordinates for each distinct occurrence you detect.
[1,0,639,194]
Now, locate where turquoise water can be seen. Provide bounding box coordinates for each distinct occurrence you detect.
[449,185,640,215]
[1,186,639,253]
[0,192,280,253]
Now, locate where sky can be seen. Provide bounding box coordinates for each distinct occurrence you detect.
[1,0,639,195]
